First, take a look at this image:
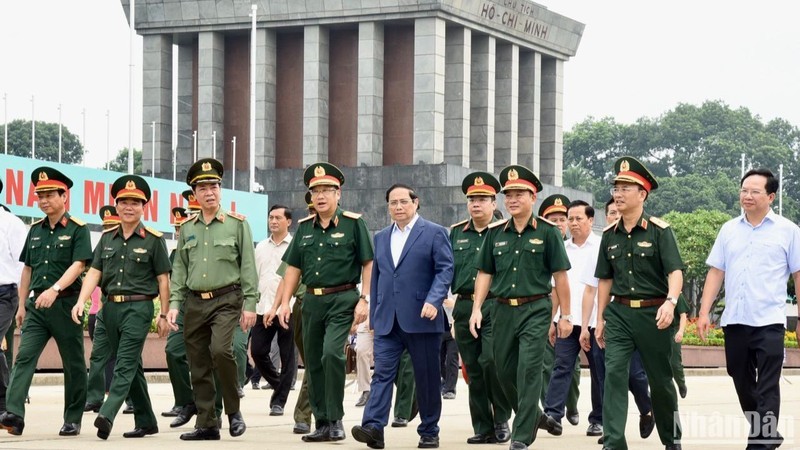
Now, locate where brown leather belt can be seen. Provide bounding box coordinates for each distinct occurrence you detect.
[496,293,549,306]
[615,297,666,308]
[307,283,357,296]
[108,294,154,303]
[192,284,241,300]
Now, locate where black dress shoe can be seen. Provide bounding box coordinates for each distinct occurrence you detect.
[180,427,221,440]
[59,422,81,436]
[122,404,134,414]
[355,391,370,407]
[237,387,245,398]
[509,441,528,450]
[270,405,284,416]
[352,425,385,449]
[495,421,511,443]
[598,436,604,444]
[467,432,496,444]
[538,413,562,436]
[94,415,112,440]
[0,411,25,435]
[664,445,682,450]
[679,385,688,399]
[586,423,603,436]
[161,405,181,417]
[302,422,331,442]
[293,422,311,434]
[170,403,197,428]
[567,410,579,426]
[639,413,655,439]
[391,417,409,427]
[84,402,102,413]
[228,411,246,437]
[330,420,346,441]
[418,435,439,449]
[123,426,158,438]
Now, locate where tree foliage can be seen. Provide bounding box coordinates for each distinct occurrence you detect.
[0,119,84,164]
[108,148,143,174]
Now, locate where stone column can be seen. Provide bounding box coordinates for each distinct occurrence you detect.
[256,28,277,170]
[197,31,225,160]
[176,42,195,177]
[413,17,446,164]
[494,42,518,173]
[540,57,563,186]
[444,26,470,167]
[142,34,173,179]
[518,51,540,172]
[470,35,495,172]
[357,22,384,167]
[303,25,329,165]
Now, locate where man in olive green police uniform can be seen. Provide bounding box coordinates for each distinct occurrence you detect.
[469,165,572,450]
[0,167,92,436]
[277,162,373,443]
[594,157,684,450]
[449,172,512,444]
[167,158,259,441]
[538,194,582,426]
[70,175,171,440]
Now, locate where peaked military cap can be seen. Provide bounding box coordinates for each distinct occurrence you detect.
[187,158,223,186]
[31,166,73,193]
[304,162,344,189]
[112,174,151,203]
[99,205,121,226]
[538,194,570,218]
[462,172,501,197]
[182,189,201,211]
[498,165,542,194]
[613,156,659,192]
[172,207,189,227]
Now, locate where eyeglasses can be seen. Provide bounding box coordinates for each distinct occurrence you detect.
[388,199,414,207]
[309,188,338,196]
[739,189,766,197]
[610,186,639,195]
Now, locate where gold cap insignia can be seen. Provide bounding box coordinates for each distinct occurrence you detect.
[620,160,630,172]
[104,210,111,217]
[125,180,136,190]
[174,211,181,219]
[508,169,519,180]
[314,165,326,177]
[554,198,563,206]
[201,162,212,171]
[474,177,484,186]
[188,194,195,201]
[38,172,48,181]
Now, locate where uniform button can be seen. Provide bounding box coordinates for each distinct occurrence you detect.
[641,253,645,256]
[627,235,631,239]
[315,272,319,275]
[204,242,208,246]
[472,277,476,280]
[627,253,631,257]
[203,274,206,278]
[121,256,125,259]
[611,256,615,259]
[206,227,209,230]
[117,282,121,286]
[46,245,50,249]
[43,276,47,280]
[479,233,482,237]
[515,250,519,254]
[532,250,536,253]
[498,252,502,255]
[123,243,127,246]
[476,247,480,251]
[628,271,632,274]
[319,243,323,247]
[137,258,140,262]
[119,269,123,272]
[317,257,321,261]
[458,247,462,250]
[203,258,207,262]
[512,284,516,288]
[44,260,48,264]
[513,267,517,271]
[631,287,635,291]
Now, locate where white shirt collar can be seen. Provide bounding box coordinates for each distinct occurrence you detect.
[393,213,420,233]
[269,232,292,246]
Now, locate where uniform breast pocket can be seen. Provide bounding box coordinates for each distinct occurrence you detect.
[325,237,354,264]
[181,239,198,257]
[453,241,472,265]
[54,240,73,262]
[492,246,512,272]
[607,246,625,270]
[214,238,238,261]
[634,245,656,259]
[28,242,43,264]
[101,249,116,264]
[129,252,151,264]
[520,241,545,271]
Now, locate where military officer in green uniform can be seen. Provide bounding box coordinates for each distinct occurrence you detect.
[277,162,373,442]
[449,171,512,444]
[594,157,684,450]
[183,189,201,212]
[469,165,571,450]
[70,175,171,440]
[167,158,258,441]
[0,167,92,437]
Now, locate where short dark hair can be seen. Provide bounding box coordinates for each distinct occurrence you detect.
[269,204,291,220]
[385,183,420,209]
[741,168,779,195]
[492,210,504,221]
[568,200,594,219]
[604,198,614,215]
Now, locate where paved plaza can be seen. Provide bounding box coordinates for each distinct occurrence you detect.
[1,371,799,449]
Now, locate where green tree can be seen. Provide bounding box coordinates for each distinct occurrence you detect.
[0,119,84,164]
[645,173,739,217]
[108,148,142,174]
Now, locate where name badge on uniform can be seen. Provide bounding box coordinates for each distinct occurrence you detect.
[457,239,469,244]
[185,235,196,242]
[608,244,618,251]
[32,237,40,241]
[637,241,652,248]
[303,235,313,239]
[58,235,71,241]
[331,233,345,239]
[529,238,543,245]
[104,247,114,251]
[495,241,508,247]
[133,248,148,254]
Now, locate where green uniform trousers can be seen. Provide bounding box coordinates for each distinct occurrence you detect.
[6,295,86,424]
[292,299,312,426]
[86,309,133,408]
[603,302,680,449]
[234,326,248,387]
[96,300,157,428]
[393,351,416,419]
[671,339,686,393]
[492,297,551,445]
[165,304,193,408]
[453,298,512,435]
[183,289,243,427]
[540,341,581,413]
[4,320,14,370]
[301,289,358,423]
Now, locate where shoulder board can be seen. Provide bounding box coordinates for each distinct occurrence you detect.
[342,211,362,220]
[145,226,164,237]
[603,220,618,232]
[650,216,670,229]
[538,216,556,227]
[298,215,315,223]
[103,225,119,234]
[226,211,246,221]
[32,218,45,226]
[69,216,86,226]
[450,218,469,229]
[487,219,508,229]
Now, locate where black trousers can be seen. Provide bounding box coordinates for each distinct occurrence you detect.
[439,330,459,394]
[723,324,784,449]
[251,314,296,407]
[0,284,19,409]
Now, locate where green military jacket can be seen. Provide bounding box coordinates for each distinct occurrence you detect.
[449,218,491,296]
[594,212,685,299]
[475,214,570,299]
[20,212,92,293]
[169,208,259,312]
[282,208,374,288]
[91,222,171,297]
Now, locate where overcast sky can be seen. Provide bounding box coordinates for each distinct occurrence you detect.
[1,0,798,169]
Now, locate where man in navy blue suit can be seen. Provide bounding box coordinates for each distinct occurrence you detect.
[352,184,454,450]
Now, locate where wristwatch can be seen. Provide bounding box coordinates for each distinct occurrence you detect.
[52,283,62,293]
[359,294,370,304]
[560,314,573,322]
[666,296,678,306]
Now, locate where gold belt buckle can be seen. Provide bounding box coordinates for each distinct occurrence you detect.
[200,292,213,300]
[508,298,519,306]
[313,288,324,296]
[111,295,123,303]
[630,299,642,308]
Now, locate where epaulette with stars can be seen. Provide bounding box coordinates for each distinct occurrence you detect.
[227,211,246,221]
[649,216,670,229]
[69,216,86,226]
[32,218,45,226]
[488,219,508,229]
[450,219,469,229]
[603,220,618,232]
[145,226,163,237]
[103,225,119,233]
[538,216,556,227]
[342,211,362,220]
[298,215,315,223]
